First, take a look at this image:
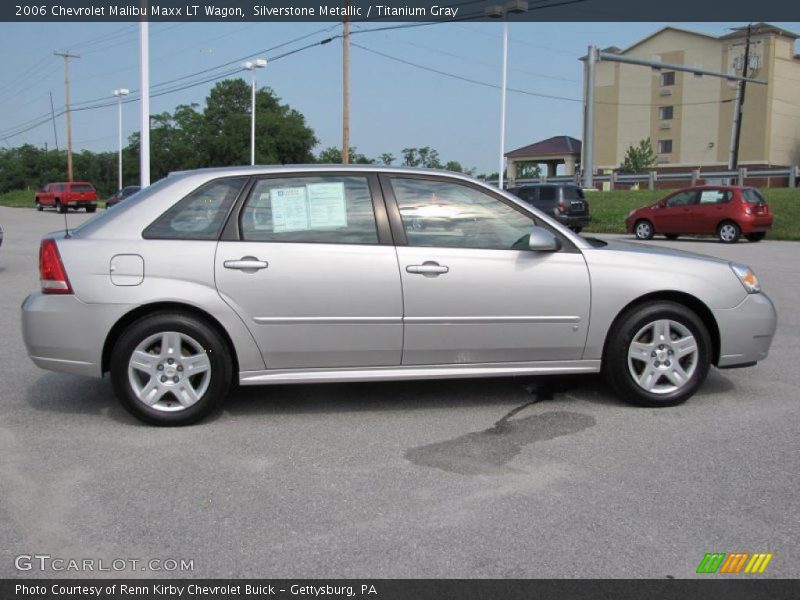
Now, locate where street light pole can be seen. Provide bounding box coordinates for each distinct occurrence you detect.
[113,88,130,191]
[242,58,267,166]
[139,21,150,187]
[486,1,527,189]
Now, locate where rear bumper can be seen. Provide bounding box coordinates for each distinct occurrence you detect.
[712,292,777,368]
[557,214,591,228]
[67,201,97,209]
[21,292,130,378]
[739,214,773,233]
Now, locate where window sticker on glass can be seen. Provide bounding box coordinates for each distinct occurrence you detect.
[271,187,309,232]
[307,182,348,229]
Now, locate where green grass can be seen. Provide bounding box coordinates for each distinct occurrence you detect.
[583,188,800,240]
[2,185,799,240]
[0,189,35,208]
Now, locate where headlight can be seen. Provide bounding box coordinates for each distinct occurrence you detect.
[731,263,761,293]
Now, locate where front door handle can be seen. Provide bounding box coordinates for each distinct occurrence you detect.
[224,257,269,271]
[406,261,449,277]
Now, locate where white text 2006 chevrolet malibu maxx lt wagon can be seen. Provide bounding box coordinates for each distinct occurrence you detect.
[22,166,777,425]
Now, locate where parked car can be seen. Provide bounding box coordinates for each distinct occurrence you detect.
[35,182,98,213]
[0,224,3,248]
[507,183,591,233]
[22,166,776,425]
[626,185,773,243]
[106,186,142,209]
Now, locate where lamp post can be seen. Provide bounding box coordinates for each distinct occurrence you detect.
[112,88,130,192]
[486,1,527,190]
[242,58,268,165]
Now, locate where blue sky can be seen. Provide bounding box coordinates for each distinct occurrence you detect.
[1,20,798,173]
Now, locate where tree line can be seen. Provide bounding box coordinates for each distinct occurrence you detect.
[0,79,482,197]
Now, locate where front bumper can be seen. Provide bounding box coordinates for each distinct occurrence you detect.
[21,292,130,378]
[712,292,777,368]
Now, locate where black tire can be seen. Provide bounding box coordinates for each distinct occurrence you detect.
[56,200,66,214]
[35,200,43,211]
[717,221,741,244]
[665,234,679,240]
[603,301,711,408]
[110,312,233,426]
[634,219,654,240]
[745,232,765,242]
[570,226,583,234]
[86,206,96,213]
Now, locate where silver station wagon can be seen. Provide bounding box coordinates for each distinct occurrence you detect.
[22,166,777,425]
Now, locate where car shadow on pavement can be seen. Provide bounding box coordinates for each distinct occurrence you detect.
[24,372,139,425]
[23,368,737,424]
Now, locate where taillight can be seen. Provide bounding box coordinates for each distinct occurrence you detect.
[744,205,752,215]
[558,199,567,213]
[39,239,72,294]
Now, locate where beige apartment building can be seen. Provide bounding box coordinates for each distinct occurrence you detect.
[590,23,800,172]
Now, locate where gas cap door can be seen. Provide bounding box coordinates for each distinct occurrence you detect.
[110,254,144,286]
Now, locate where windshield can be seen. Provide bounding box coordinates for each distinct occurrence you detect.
[71,184,95,192]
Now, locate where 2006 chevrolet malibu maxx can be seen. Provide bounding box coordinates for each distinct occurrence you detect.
[22,166,777,425]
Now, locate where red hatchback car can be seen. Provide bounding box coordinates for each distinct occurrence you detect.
[625,185,773,243]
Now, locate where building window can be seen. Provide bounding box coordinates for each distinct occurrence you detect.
[659,106,674,120]
[657,139,673,154]
[660,71,675,86]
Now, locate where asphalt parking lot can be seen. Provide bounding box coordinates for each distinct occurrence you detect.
[1,205,798,579]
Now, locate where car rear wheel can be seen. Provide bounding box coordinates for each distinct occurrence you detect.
[634,220,654,240]
[56,200,66,214]
[665,234,679,240]
[110,312,233,426]
[745,232,765,242]
[717,221,741,243]
[604,301,711,407]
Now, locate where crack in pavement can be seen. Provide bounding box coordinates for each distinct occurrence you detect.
[405,381,596,476]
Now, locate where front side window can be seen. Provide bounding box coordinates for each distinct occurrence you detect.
[390,177,535,250]
[143,177,247,240]
[666,191,697,207]
[240,175,378,245]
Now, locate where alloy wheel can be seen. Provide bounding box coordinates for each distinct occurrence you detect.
[627,319,698,394]
[127,331,211,412]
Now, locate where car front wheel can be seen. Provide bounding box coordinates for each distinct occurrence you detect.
[110,312,233,425]
[604,301,711,407]
[634,219,654,240]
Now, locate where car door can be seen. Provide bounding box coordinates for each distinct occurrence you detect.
[694,188,731,234]
[657,190,698,233]
[381,174,591,365]
[215,172,403,370]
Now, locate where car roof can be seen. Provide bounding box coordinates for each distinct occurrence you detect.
[512,183,581,189]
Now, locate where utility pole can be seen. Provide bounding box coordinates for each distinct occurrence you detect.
[49,91,59,151]
[498,18,509,189]
[582,45,597,189]
[342,10,350,165]
[139,21,150,187]
[54,51,79,182]
[113,89,130,191]
[728,24,752,170]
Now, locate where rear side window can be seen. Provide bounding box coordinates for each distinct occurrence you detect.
[516,188,537,202]
[538,187,557,202]
[70,184,95,192]
[742,189,767,204]
[143,177,247,240]
[240,175,378,245]
[562,187,585,200]
[698,189,731,204]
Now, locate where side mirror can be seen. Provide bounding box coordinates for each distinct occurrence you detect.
[528,226,562,252]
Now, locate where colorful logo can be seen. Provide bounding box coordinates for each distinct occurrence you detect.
[696,552,773,574]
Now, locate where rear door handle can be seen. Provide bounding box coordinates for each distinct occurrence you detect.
[224,257,269,271]
[406,261,449,276]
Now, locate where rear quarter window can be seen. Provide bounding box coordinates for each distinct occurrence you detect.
[742,189,767,204]
[143,177,247,240]
[562,187,585,200]
[537,187,557,204]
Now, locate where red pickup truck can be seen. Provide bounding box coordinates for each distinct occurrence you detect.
[35,182,98,213]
